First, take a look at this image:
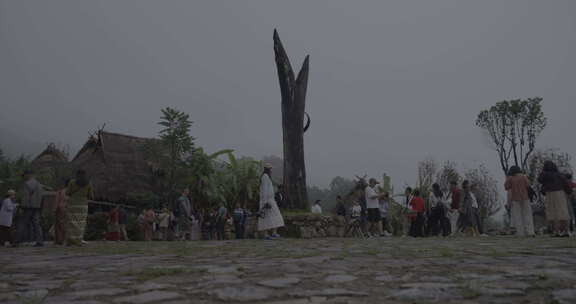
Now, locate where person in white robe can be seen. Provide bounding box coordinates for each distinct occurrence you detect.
[257,164,285,239]
[311,200,323,214]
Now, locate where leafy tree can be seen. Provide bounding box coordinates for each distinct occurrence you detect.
[217,152,262,211]
[0,152,31,197]
[180,149,262,212]
[306,176,356,213]
[144,107,195,202]
[476,97,546,175]
[180,148,226,211]
[307,185,330,209]
[325,176,357,212]
[158,107,195,193]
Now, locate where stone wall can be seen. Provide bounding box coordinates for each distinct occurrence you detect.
[245,214,347,239]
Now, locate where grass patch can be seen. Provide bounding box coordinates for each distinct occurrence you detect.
[364,248,380,256]
[484,248,514,258]
[438,248,456,258]
[461,287,481,299]
[16,296,45,304]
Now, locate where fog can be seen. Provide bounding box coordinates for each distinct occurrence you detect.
[1,1,575,190]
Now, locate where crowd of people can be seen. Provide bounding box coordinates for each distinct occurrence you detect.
[0,169,93,247]
[317,161,576,239]
[329,178,484,238]
[0,164,285,246]
[1,160,575,247]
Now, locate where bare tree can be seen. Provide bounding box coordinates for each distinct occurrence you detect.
[436,161,461,191]
[527,148,573,185]
[476,97,546,175]
[273,29,311,210]
[417,158,437,196]
[464,164,502,220]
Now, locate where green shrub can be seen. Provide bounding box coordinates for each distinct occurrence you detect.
[84,212,108,241]
[126,214,142,241]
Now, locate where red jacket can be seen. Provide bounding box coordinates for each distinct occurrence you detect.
[451,188,461,210]
[410,197,425,213]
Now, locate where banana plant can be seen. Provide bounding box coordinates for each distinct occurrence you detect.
[215,151,261,211]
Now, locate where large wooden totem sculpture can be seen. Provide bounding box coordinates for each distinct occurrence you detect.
[273,29,310,210]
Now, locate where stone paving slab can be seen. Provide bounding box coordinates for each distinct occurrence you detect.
[0,237,575,303]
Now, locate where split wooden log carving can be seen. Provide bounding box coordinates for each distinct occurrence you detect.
[273,29,310,210]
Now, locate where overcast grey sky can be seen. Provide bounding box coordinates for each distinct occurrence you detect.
[1,1,575,189]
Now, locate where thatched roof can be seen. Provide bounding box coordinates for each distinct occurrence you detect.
[70,131,160,203]
[30,143,69,171]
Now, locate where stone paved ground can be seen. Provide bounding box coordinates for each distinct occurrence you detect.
[1,237,575,304]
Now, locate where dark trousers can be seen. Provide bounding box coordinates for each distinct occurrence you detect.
[215,220,226,240]
[428,206,451,236]
[473,208,483,234]
[234,219,245,239]
[0,226,14,245]
[17,208,43,244]
[381,216,389,233]
[409,213,425,237]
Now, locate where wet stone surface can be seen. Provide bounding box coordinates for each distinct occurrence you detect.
[0,237,575,303]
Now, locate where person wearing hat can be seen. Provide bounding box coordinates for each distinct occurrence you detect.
[0,189,16,246]
[365,178,384,237]
[257,163,285,240]
[14,170,45,247]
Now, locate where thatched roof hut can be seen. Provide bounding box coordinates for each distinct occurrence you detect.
[30,143,69,172]
[30,144,71,189]
[70,131,160,203]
